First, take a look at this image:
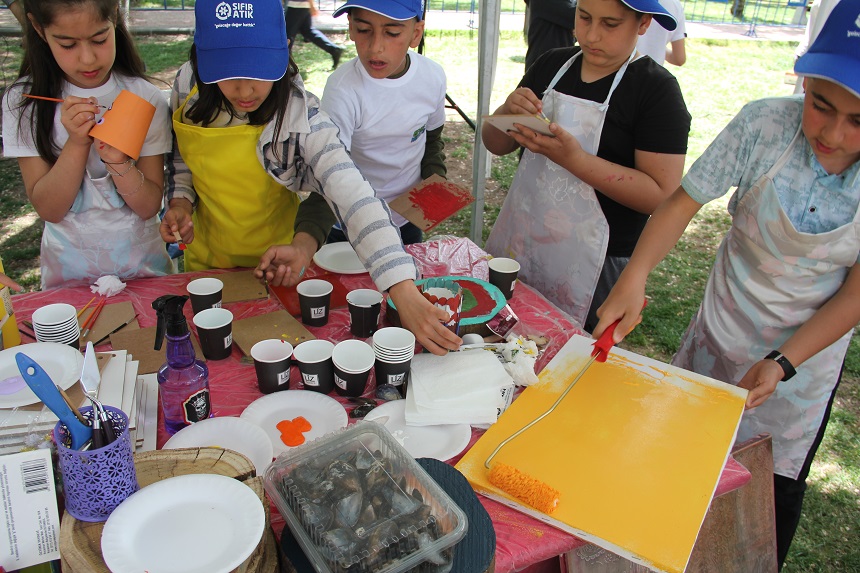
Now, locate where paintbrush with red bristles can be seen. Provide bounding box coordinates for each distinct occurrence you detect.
[485,303,646,514]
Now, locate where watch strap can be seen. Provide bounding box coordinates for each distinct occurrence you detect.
[765,350,796,381]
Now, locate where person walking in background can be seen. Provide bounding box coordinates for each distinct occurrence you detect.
[524,0,577,70]
[595,2,860,567]
[483,0,690,332]
[2,0,174,289]
[321,0,447,246]
[636,0,686,66]
[284,0,344,70]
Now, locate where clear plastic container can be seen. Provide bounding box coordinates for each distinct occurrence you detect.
[264,421,468,573]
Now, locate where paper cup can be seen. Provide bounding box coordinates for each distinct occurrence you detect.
[488,257,521,300]
[32,303,80,348]
[420,278,463,334]
[346,289,383,337]
[193,308,233,360]
[332,340,375,397]
[293,339,335,394]
[186,277,223,315]
[88,90,157,160]
[251,339,294,394]
[374,358,412,398]
[297,279,333,327]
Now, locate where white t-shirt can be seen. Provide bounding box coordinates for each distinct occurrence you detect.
[636,0,687,66]
[321,51,447,227]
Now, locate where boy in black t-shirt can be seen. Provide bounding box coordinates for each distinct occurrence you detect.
[483,0,691,331]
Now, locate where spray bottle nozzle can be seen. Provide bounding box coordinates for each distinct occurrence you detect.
[152,295,190,351]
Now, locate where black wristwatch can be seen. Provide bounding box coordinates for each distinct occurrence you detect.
[765,350,796,381]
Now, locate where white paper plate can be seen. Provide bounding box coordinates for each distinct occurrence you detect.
[364,400,472,461]
[101,474,265,573]
[163,417,274,475]
[0,343,84,408]
[240,390,348,456]
[312,242,367,274]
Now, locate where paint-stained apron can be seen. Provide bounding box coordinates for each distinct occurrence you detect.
[173,89,299,271]
[485,50,633,327]
[672,127,860,479]
[40,171,171,289]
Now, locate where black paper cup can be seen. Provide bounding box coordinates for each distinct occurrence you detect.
[192,308,233,360]
[293,339,335,394]
[332,340,375,397]
[187,277,224,315]
[251,339,294,394]
[488,257,521,300]
[374,358,412,398]
[346,289,383,337]
[297,279,333,327]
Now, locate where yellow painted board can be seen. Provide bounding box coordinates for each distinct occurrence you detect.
[456,334,748,573]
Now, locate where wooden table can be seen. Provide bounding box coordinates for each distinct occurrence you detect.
[10,237,762,572]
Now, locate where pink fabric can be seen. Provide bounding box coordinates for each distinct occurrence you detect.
[11,237,751,572]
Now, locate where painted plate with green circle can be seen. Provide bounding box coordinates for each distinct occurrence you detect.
[387,276,506,328]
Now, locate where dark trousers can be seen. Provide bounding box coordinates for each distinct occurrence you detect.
[773,363,843,570]
[285,7,340,56]
[327,221,423,246]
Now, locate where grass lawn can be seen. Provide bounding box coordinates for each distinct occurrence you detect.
[0,31,857,571]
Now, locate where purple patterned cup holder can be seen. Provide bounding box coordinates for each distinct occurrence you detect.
[54,405,138,522]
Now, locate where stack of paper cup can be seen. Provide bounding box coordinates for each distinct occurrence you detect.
[372,327,416,398]
[32,303,81,349]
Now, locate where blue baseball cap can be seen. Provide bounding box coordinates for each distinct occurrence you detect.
[333,0,424,21]
[619,0,677,31]
[194,0,290,83]
[795,0,860,99]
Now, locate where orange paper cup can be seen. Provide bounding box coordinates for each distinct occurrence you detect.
[88,90,156,160]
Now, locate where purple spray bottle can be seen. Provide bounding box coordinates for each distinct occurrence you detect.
[152,295,211,434]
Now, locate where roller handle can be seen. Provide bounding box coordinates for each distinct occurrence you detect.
[591,300,648,363]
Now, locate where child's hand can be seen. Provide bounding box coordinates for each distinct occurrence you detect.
[502,87,543,116]
[593,276,646,342]
[507,121,585,167]
[0,273,22,292]
[388,281,461,355]
[255,244,309,287]
[160,199,194,244]
[94,139,131,166]
[738,360,784,409]
[60,96,100,147]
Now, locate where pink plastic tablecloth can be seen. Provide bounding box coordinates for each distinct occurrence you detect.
[10,237,750,572]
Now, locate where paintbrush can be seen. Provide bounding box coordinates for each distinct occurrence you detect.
[484,305,646,514]
[80,297,107,339]
[172,230,187,251]
[92,314,138,346]
[77,296,96,318]
[23,94,109,108]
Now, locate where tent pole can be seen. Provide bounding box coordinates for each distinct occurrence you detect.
[470,0,501,244]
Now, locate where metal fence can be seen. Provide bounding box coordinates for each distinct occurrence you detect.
[129,0,810,26]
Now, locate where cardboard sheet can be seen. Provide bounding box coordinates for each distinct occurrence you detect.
[389,175,475,232]
[456,335,747,573]
[231,310,314,358]
[207,271,267,304]
[79,300,139,346]
[110,325,204,375]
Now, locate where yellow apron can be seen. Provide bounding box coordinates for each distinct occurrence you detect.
[172,90,299,271]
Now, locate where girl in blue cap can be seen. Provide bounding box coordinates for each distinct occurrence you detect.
[1,0,173,289]
[596,1,860,566]
[162,0,460,354]
[483,0,691,333]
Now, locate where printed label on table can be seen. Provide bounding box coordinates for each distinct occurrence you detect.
[387,373,406,386]
[0,449,61,570]
[335,374,347,390]
[224,333,233,348]
[278,369,290,386]
[302,373,319,386]
[183,389,211,423]
[311,306,326,319]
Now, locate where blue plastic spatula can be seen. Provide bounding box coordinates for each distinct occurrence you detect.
[15,352,93,450]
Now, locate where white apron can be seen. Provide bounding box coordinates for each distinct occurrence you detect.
[485,51,634,326]
[40,173,172,289]
[672,127,859,479]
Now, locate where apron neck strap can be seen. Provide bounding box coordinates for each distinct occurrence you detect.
[545,49,636,104]
[766,125,803,180]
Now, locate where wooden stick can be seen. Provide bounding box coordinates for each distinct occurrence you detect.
[57,385,88,425]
